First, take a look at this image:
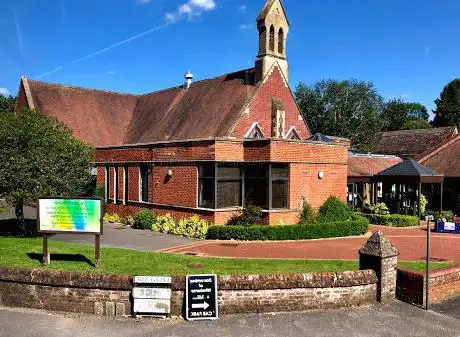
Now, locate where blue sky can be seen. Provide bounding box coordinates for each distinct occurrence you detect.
[1,0,460,115]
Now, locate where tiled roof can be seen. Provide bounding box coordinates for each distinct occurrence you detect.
[374,127,458,160]
[348,153,402,178]
[21,69,257,147]
[375,158,443,178]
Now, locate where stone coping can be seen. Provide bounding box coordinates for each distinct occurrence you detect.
[398,265,460,283]
[0,267,377,291]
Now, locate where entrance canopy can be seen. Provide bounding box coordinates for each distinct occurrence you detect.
[373,159,444,184]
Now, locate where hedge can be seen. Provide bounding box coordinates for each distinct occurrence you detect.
[206,215,369,241]
[360,213,419,227]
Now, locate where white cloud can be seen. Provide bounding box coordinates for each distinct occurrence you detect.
[0,88,10,97]
[165,0,216,23]
[137,0,152,4]
[238,5,247,14]
[239,23,252,30]
[107,71,119,76]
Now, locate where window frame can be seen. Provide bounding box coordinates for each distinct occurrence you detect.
[216,165,243,209]
[139,164,150,203]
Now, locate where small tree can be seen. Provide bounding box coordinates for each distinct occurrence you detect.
[0,95,16,114]
[432,79,460,128]
[0,109,94,229]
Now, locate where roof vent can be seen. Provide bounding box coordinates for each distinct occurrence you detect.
[184,71,193,89]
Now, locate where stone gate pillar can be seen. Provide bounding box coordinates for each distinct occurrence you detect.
[359,231,399,304]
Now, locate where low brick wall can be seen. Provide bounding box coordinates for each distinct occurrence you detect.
[397,266,460,306]
[0,268,378,316]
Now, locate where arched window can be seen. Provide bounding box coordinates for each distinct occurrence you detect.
[278,28,284,54]
[259,26,267,55]
[269,25,275,52]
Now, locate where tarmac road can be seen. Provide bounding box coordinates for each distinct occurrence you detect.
[1,301,459,337]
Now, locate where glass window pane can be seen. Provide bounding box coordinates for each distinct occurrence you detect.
[218,167,241,179]
[140,165,149,202]
[245,178,268,208]
[200,164,215,178]
[199,178,215,209]
[272,181,288,209]
[217,181,242,208]
[272,165,288,179]
[245,165,268,179]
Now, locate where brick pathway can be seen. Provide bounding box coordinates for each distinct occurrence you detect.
[163,226,460,262]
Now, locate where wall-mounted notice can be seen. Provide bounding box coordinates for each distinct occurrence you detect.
[38,198,102,234]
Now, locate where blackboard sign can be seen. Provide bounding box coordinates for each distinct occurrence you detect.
[186,274,218,321]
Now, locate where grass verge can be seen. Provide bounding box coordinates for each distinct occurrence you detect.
[0,237,453,276]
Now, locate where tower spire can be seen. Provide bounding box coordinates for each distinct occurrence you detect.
[255,0,290,84]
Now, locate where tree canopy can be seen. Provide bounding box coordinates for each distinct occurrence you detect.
[401,119,432,130]
[0,95,16,114]
[0,109,94,224]
[295,79,384,152]
[432,79,460,128]
[381,99,429,131]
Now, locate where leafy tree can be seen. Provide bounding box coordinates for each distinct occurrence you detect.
[295,79,384,152]
[382,99,429,131]
[401,119,431,130]
[0,95,16,114]
[432,79,460,128]
[0,109,94,229]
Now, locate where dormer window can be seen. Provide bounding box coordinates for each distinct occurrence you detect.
[245,123,265,139]
[285,127,301,140]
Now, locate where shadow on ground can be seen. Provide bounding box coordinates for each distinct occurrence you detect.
[26,253,94,267]
[0,218,39,237]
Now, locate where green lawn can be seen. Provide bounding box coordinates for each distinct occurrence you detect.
[0,237,453,276]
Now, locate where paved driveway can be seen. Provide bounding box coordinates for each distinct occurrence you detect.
[433,296,460,320]
[165,225,460,262]
[0,206,194,252]
[0,302,459,337]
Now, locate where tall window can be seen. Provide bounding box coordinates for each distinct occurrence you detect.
[269,25,275,52]
[217,166,242,209]
[271,165,289,209]
[278,28,284,54]
[123,167,129,204]
[139,165,150,202]
[113,167,118,203]
[105,167,110,202]
[244,165,269,208]
[199,164,215,209]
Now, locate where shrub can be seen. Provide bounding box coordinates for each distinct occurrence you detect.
[152,214,176,234]
[133,210,155,230]
[429,210,454,221]
[207,214,369,241]
[298,202,316,224]
[152,214,209,239]
[420,194,428,215]
[103,213,120,223]
[317,196,352,223]
[360,213,419,227]
[121,216,135,227]
[369,202,390,215]
[94,184,106,214]
[226,205,264,226]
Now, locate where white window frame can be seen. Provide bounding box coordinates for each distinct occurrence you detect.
[123,167,127,205]
[285,126,301,140]
[113,167,118,203]
[104,167,109,202]
[244,122,265,139]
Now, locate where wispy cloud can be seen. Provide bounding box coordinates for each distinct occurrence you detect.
[0,88,10,97]
[165,0,216,23]
[34,23,170,79]
[238,5,247,14]
[107,71,119,76]
[12,9,24,56]
[239,23,252,30]
[137,0,153,4]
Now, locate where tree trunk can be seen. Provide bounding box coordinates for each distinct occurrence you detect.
[15,199,25,232]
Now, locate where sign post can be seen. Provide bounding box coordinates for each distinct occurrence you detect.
[38,198,103,267]
[426,215,431,310]
[186,274,218,321]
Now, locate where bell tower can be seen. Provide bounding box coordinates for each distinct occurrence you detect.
[255,0,290,84]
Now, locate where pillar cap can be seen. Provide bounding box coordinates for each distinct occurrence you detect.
[359,231,399,258]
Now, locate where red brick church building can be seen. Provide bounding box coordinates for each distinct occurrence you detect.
[15,0,348,225]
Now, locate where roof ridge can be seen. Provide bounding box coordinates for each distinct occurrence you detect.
[28,79,139,97]
[377,126,457,136]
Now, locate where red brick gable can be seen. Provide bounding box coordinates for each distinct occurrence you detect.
[231,65,310,139]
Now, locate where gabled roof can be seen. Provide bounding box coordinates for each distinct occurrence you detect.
[374,127,458,160]
[18,69,258,147]
[348,153,402,178]
[257,0,290,26]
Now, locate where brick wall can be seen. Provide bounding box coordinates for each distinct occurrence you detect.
[231,66,309,139]
[0,268,378,317]
[397,266,460,306]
